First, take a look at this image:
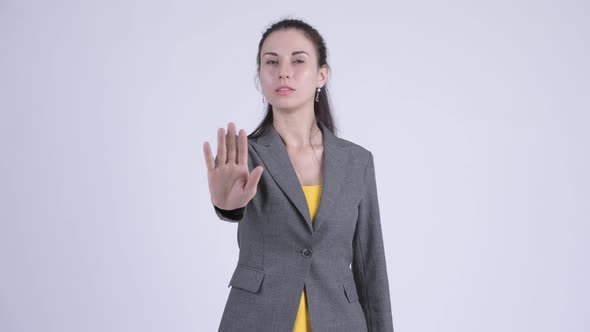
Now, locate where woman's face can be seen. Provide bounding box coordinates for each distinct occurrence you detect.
[259,29,328,112]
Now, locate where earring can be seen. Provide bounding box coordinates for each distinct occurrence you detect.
[315,87,321,102]
[262,94,266,104]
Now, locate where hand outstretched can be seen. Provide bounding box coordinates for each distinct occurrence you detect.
[203,122,264,210]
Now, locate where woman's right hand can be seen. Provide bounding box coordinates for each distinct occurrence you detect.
[203,122,264,210]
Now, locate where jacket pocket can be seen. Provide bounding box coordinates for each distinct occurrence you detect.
[343,277,359,303]
[228,264,265,293]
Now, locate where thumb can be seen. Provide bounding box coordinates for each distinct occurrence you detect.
[244,166,264,195]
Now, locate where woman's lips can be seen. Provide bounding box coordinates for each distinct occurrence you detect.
[277,89,295,96]
[275,88,295,96]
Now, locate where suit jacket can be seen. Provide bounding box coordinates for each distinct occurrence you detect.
[214,122,394,332]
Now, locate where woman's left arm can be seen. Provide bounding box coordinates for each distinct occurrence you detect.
[352,152,395,332]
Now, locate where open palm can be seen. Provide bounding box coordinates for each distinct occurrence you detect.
[203,122,264,210]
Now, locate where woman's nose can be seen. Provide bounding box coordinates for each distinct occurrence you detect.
[278,63,292,79]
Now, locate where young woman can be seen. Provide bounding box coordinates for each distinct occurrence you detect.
[203,19,394,332]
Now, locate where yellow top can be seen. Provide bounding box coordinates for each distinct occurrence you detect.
[292,185,322,332]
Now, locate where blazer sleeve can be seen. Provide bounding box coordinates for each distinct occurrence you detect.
[352,152,395,332]
[213,205,246,222]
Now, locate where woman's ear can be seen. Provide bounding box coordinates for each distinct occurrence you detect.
[318,64,330,88]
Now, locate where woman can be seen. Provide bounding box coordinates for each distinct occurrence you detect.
[203,19,394,332]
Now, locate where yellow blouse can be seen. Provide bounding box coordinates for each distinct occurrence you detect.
[292,185,322,332]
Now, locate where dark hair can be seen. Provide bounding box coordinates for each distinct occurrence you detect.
[249,18,337,139]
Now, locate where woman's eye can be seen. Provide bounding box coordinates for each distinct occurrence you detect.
[293,59,305,63]
[266,60,277,65]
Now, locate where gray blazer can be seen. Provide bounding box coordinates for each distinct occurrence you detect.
[214,123,394,332]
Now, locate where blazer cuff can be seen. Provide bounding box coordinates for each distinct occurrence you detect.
[214,205,246,222]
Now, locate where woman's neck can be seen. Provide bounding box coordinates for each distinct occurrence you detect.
[272,109,322,149]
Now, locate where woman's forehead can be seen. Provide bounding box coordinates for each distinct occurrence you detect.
[261,29,315,56]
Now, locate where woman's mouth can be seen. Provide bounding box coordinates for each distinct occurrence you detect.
[275,86,295,96]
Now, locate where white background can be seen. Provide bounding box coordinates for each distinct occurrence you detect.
[1,0,588,331]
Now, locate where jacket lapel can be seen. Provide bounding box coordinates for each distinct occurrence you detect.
[252,122,348,234]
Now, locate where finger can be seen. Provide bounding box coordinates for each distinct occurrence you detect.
[203,141,215,171]
[245,165,264,194]
[217,127,226,165]
[237,129,248,165]
[226,122,237,164]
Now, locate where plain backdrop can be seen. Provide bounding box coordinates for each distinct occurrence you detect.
[1,0,588,331]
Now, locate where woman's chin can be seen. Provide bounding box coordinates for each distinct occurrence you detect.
[270,102,299,112]
[269,100,311,113]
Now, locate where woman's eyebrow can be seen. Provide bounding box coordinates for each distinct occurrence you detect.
[262,51,310,57]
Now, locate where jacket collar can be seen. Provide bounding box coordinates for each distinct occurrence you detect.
[252,122,349,234]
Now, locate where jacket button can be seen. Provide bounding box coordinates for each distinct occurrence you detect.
[301,248,313,258]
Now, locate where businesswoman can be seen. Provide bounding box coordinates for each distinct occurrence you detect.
[203,19,394,332]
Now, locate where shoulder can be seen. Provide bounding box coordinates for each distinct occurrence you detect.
[332,135,373,162]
